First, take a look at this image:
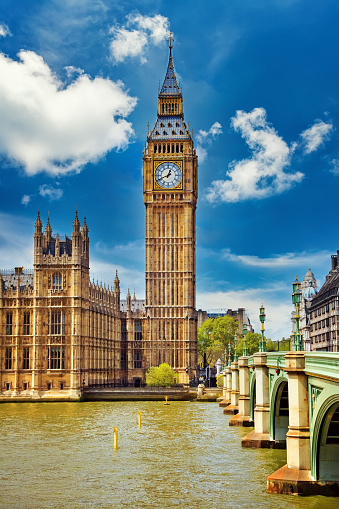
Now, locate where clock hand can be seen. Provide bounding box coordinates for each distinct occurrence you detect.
[164,169,172,179]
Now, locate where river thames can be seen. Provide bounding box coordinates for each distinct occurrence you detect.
[0,401,338,508]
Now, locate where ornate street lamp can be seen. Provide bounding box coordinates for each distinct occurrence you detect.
[222,348,227,370]
[228,342,232,365]
[292,276,303,351]
[259,304,267,352]
[233,333,238,362]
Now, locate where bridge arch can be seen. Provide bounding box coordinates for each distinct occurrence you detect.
[249,372,256,421]
[311,394,339,481]
[270,377,289,444]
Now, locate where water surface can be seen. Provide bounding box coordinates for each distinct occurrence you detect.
[0,401,337,508]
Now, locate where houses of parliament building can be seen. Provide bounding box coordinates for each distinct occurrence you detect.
[0,40,198,400]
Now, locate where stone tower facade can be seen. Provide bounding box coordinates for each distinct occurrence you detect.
[143,38,198,382]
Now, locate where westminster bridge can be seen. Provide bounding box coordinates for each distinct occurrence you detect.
[221,350,339,496]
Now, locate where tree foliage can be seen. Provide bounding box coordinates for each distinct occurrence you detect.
[198,315,238,366]
[236,332,261,356]
[145,363,178,387]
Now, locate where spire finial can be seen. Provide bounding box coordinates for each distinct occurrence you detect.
[168,32,173,56]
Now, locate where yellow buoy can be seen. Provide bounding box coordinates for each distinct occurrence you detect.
[114,426,118,450]
[164,395,170,405]
[138,411,141,428]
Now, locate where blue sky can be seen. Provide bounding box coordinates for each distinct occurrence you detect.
[0,0,338,340]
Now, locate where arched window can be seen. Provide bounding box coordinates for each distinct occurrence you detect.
[53,272,62,291]
[168,122,171,128]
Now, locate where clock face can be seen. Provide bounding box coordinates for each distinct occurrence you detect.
[155,162,182,189]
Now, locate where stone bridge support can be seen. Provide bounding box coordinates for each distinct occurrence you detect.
[267,351,312,494]
[224,361,239,415]
[242,352,274,447]
[229,356,253,426]
[219,367,231,408]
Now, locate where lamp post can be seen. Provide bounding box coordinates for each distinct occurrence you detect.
[228,342,232,366]
[292,276,303,351]
[233,333,238,362]
[222,348,227,370]
[259,304,267,352]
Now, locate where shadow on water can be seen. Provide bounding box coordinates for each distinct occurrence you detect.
[0,401,338,509]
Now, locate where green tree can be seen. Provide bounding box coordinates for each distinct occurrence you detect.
[145,363,178,387]
[236,332,261,356]
[197,315,238,366]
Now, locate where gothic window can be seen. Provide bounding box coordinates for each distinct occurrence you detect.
[48,346,65,370]
[160,122,164,127]
[167,144,170,153]
[121,320,127,341]
[175,104,177,113]
[49,312,65,335]
[6,312,12,335]
[134,350,142,369]
[176,122,179,128]
[180,144,183,152]
[179,130,183,135]
[172,130,176,136]
[163,130,167,136]
[120,351,126,369]
[5,347,12,369]
[53,272,62,291]
[168,122,171,128]
[176,144,179,153]
[155,130,159,136]
[23,312,30,335]
[154,145,157,153]
[134,321,142,341]
[23,347,30,370]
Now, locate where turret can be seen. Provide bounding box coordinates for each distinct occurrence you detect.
[34,211,43,264]
[45,215,52,244]
[113,270,120,311]
[82,216,89,264]
[55,232,60,257]
[72,211,82,263]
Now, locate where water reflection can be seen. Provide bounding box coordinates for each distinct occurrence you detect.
[0,401,338,508]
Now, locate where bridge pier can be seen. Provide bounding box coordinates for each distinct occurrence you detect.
[267,351,313,494]
[219,367,231,408]
[229,356,253,426]
[224,361,239,415]
[242,352,275,447]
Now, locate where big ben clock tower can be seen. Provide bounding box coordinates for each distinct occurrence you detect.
[143,36,198,383]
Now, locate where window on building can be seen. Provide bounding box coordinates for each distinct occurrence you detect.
[60,382,64,390]
[5,348,12,369]
[332,316,336,325]
[326,304,329,313]
[326,318,329,327]
[23,382,28,390]
[53,272,62,291]
[47,383,51,390]
[332,301,336,310]
[48,346,65,370]
[121,320,127,341]
[49,312,65,335]
[134,350,142,369]
[23,347,30,370]
[6,312,12,335]
[120,351,126,369]
[6,382,10,391]
[23,312,30,335]
[310,312,313,319]
[134,321,142,341]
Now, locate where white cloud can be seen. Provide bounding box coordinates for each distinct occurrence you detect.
[222,248,331,269]
[90,258,145,298]
[0,23,11,38]
[330,158,339,175]
[110,14,170,64]
[196,121,222,163]
[197,285,292,341]
[64,65,84,78]
[21,194,31,206]
[0,213,33,268]
[206,108,304,203]
[0,50,137,176]
[39,184,63,201]
[300,120,333,154]
[95,239,144,261]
